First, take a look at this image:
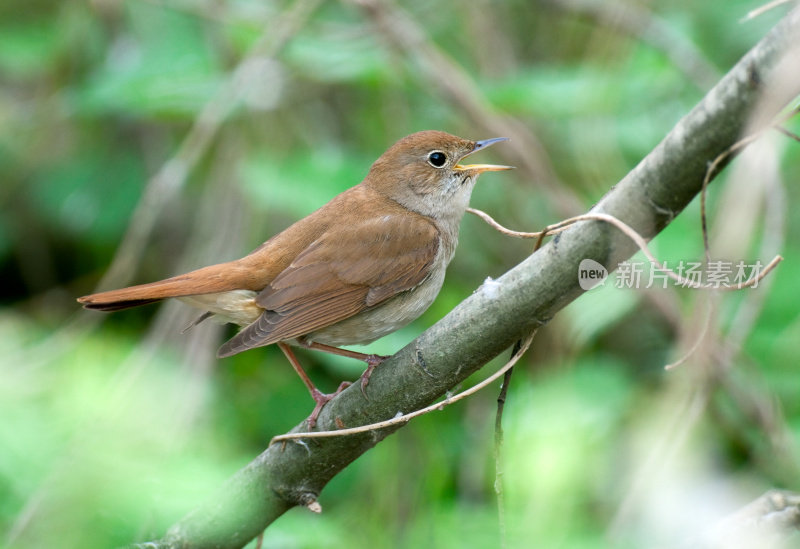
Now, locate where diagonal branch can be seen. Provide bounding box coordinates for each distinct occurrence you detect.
[132,6,800,549]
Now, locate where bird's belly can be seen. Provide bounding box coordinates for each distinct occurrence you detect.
[305,269,446,347]
[177,290,261,326]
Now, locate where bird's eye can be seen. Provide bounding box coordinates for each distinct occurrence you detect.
[427,151,447,168]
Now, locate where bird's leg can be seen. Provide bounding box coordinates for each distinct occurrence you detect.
[277,342,351,428]
[296,339,389,396]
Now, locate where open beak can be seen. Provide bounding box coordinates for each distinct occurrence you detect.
[454,137,514,173]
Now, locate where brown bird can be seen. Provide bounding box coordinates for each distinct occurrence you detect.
[78,130,512,426]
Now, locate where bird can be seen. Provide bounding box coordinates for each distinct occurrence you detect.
[78,130,512,426]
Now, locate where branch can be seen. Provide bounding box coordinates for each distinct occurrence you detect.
[132,6,800,549]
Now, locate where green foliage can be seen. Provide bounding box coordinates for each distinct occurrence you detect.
[2,1,799,548]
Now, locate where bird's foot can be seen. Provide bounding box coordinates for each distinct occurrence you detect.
[359,354,390,397]
[307,381,351,428]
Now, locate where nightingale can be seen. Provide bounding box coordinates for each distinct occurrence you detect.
[78,130,512,426]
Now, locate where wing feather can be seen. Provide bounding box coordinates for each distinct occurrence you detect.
[217,212,439,357]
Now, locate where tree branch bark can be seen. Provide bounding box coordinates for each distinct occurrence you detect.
[131,6,800,549]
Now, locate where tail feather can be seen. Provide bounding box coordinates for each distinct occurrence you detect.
[81,298,162,312]
[78,260,262,312]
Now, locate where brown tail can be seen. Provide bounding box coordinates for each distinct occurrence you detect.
[80,296,163,311]
[78,260,263,312]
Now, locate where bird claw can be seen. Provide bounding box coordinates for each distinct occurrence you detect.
[307,382,351,428]
[305,353,388,426]
[359,354,390,398]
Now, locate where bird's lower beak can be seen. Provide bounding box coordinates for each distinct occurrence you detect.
[453,163,514,173]
[454,136,514,173]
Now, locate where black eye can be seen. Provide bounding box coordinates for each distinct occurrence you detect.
[427,151,447,168]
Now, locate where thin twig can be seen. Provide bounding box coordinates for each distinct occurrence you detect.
[493,345,518,549]
[672,108,799,368]
[270,332,537,444]
[699,132,762,264]
[467,209,783,291]
[707,124,796,481]
[671,132,757,370]
[720,138,787,362]
[663,294,714,370]
[741,0,795,22]
[470,200,783,373]
[775,125,800,142]
[466,207,565,239]
[491,223,553,545]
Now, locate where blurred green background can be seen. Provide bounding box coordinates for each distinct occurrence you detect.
[2,0,799,547]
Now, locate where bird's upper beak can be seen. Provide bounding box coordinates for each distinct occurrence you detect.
[454,137,514,173]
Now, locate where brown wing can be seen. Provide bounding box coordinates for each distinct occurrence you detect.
[216,213,439,357]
